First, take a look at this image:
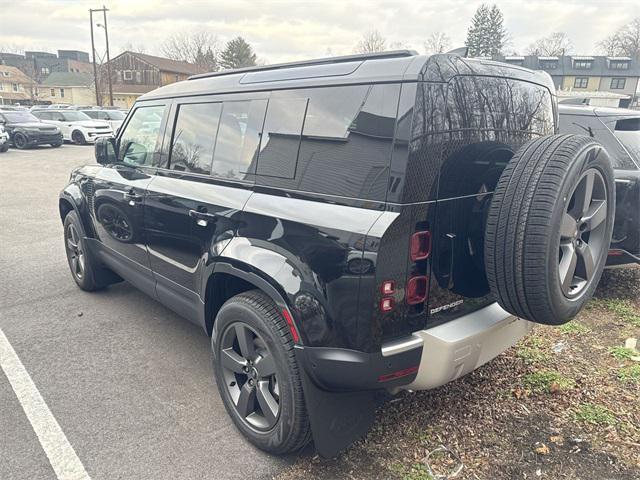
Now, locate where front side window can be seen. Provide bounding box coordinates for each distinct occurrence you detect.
[574,77,588,88]
[610,78,626,89]
[118,105,166,166]
[169,102,222,174]
[211,100,267,180]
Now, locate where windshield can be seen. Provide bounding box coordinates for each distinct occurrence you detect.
[60,111,92,121]
[613,117,640,164]
[107,110,125,120]
[2,111,39,123]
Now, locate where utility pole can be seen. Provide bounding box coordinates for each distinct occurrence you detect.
[89,6,113,106]
[101,6,113,106]
[89,8,100,106]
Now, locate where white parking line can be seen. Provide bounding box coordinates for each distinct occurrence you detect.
[0,328,91,480]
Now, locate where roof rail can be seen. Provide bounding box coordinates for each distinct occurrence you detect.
[188,49,419,80]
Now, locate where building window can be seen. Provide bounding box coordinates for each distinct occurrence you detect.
[540,60,558,69]
[2,72,9,77]
[135,71,142,83]
[40,67,50,75]
[123,70,133,81]
[609,61,629,70]
[50,88,55,97]
[573,60,592,69]
[0,84,3,91]
[60,88,65,98]
[574,77,588,88]
[12,83,18,92]
[610,78,626,89]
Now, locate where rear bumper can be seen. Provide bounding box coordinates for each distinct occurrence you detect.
[403,302,533,390]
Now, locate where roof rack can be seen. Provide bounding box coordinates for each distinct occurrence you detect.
[188,49,418,80]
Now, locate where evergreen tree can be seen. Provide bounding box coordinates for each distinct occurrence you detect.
[465,4,506,57]
[219,37,257,70]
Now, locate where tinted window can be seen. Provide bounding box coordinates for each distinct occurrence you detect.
[4,111,39,122]
[35,111,51,120]
[256,84,400,200]
[211,100,266,180]
[118,105,166,167]
[256,96,307,178]
[83,110,99,119]
[169,102,222,174]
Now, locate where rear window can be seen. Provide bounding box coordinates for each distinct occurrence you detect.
[559,114,638,169]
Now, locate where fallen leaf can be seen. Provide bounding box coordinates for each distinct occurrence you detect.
[534,442,550,455]
[550,435,564,445]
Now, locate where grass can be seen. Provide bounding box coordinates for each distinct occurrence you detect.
[602,299,640,327]
[608,346,637,360]
[523,370,575,393]
[516,346,551,364]
[573,403,617,425]
[618,365,640,384]
[390,462,434,480]
[559,322,590,334]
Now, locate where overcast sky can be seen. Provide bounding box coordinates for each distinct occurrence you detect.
[1,0,638,64]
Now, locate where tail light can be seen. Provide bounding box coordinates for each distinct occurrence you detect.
[410,231,431,261]
[380,297,394,312]
[406,275,428,305]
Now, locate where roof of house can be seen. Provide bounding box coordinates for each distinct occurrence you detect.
[0,65,36,84]
[113,51,202,75]
[41,72,93,87]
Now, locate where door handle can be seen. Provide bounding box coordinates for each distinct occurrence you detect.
[189,209,218,227]
[124,190,143,206]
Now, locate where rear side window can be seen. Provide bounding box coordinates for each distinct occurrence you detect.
[256,84,400,200]
[169,102,222,174]
[211,100,267,180]
[83,111,99,119]
[118,105,166,167]
[257,96,307,178]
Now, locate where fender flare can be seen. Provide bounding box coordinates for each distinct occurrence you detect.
[205,261,304,344]
[59,185,96,238]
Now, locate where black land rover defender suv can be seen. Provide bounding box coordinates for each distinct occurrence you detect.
[59,51,617,456]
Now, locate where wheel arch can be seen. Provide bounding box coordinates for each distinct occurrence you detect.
[204,262,302,344]
[59,185,96,238]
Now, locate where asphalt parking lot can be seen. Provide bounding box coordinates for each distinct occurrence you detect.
[0,145,291,479]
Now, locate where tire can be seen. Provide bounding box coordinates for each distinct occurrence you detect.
[485,134,615,325]
[72,130,86,145]
[0,143,8,153]
[347,257,373,275]
[50,142,62,148]
[63,210,101,291]
[212,290,311,454]
[13,132,29,149]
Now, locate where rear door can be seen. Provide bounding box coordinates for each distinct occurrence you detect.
[143,93,268,324]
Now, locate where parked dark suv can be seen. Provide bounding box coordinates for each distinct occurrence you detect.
[0,109,63,148]
[59,51,617,456]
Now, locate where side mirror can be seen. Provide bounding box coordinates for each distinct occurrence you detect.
[95,136,117,165]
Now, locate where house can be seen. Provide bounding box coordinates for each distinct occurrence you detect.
[103,51,203,108]
[0,65,37,105]
[0,50,92,83]
[39,72,96,106]
[491,55,640,108]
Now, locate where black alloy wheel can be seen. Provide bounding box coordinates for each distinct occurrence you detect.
[559,168,608,298]
[13,132,28,149]
[219,322,280,430]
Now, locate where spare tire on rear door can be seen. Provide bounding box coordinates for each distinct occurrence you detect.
[485,134,615,325]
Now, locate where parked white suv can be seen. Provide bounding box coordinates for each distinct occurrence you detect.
[0,124,9,152]
[32,109,113,144]
[81,109,126,133]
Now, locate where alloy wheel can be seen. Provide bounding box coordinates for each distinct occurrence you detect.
[66,223,85,279]
[559,168,607,298]
[220,322,280,431]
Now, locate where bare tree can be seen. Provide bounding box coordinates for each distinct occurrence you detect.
[161,31,221,72]
[424,32,452,55]
[597,17,640,59]
[526,32,573,56]
[354,30,387,53]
